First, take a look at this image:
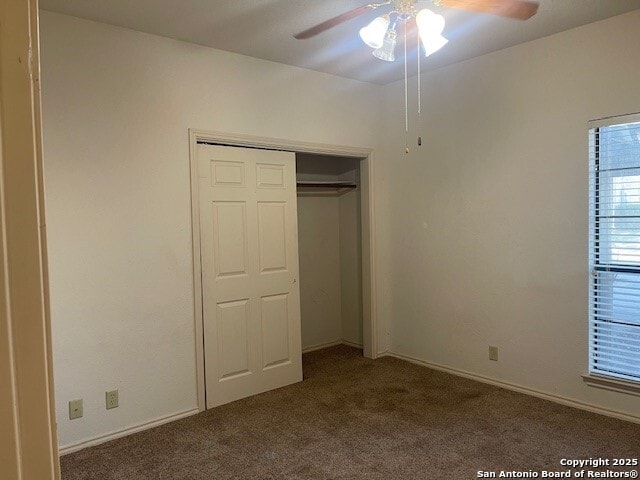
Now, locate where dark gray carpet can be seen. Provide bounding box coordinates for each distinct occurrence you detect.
[61,345,640,479]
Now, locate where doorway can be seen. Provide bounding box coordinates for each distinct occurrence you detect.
[296,153,363,353]
[189,129,377,411]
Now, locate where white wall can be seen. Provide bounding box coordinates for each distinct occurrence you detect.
[40,11,382,449]
[297,195,343,349]
[379,10,640,420]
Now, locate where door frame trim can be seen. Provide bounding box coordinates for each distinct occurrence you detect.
[188,129,378,412]
[1,0,60,476]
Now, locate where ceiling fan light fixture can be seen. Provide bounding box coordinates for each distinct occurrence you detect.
[415,8,448,57]
[359,14,390,49]
[415,8,445,35]
[372,28,397,62]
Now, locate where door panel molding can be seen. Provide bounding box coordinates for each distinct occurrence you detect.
[189,129,378,412]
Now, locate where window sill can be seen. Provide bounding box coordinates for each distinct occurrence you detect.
[582,373,640,397]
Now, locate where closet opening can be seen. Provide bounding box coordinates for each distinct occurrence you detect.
[189,129,377,412]
[296,153,364,354]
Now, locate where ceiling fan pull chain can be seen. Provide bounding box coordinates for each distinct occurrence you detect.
[417,35,422,147]
[404,19,409,154]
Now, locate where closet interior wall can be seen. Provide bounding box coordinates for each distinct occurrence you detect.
[296,154,363,351]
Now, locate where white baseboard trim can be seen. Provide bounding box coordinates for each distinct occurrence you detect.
[375,349,389,359]
[302,339,364,353]
[341,339,363,349]
[58,408,200,456]
[383,351,640,425]
[302,340,342,353]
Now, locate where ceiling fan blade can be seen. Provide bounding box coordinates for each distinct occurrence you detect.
[439,0,539,20]
[294,4,378,39]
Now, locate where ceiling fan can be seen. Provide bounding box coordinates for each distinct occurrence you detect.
[294,0,539,153]
[294,0,540,42]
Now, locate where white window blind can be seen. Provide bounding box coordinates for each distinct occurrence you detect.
[588,115,640,383]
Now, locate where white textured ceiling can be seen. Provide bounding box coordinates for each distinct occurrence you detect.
[39,0,640,84]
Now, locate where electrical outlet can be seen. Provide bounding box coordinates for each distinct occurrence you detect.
[489,346,499,362]
[69,399,83,420]
[105,390,119,410]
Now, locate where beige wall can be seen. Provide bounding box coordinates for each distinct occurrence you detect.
[297,154,363,350]
[340,188,363,345]
[39,11,382,449]
[298,192,363,350]
[297,195,343,349]
[40,6,640,453]
[379,10,640,420]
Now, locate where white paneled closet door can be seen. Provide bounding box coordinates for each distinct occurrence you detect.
[197,144,302,408]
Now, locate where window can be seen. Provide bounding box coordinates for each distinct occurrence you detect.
[589,115,640,390]
[587,114,640,391]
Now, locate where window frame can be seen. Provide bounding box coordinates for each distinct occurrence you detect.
[583,112,640,396]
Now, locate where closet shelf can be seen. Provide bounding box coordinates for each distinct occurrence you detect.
[296,181,357,194]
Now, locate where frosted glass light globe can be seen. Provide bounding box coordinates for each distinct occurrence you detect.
[415,9,448,57]
[359,15,390,49]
